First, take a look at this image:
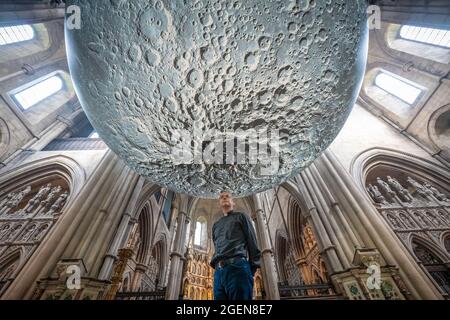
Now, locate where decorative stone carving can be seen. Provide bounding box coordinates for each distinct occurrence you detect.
[437,211,450,226]
[40,186,62,209]
[423,183,448,202]
[0,262,18,284]
[0,180,70,296]
[0,192,16,209]
[376,177,397,201]
[428,231,444,245]
[412,243,442,265]
[386,176,413,202]
[387,214,402,229]
[25,183,52,213]
[444,237,450,253]
[2,186,31,214]
[367,184,387,204]
[398,212,415,229]
[406,177,428,199]
[5,224,22,241]
[0,224,11,241]
[48,191,69,215]
[425,212,443,228]
[304,225,315,250]
[31,224,50,242]
[353,248,382,268]
[396,232,411,245]
[20,224,37,242]
[413,212,432,228]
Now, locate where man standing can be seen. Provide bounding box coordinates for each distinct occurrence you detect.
[210,191,261,300]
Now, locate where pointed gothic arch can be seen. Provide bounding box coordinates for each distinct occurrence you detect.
[0,248,23,295]
[0,155,84,297]
[354,148,450,298]
[135,203,153,265]
[351,148,450,195]
[410,236,450,295]
[274,229,290,284]
[0,117,10,160]
[428,104,450,161]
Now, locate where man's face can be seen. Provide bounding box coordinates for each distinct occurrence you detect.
[219,192,234,213]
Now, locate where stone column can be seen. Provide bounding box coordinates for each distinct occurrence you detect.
[130,263,148,292]
[165,208,189,300]
[252,193,280,300]
[98,177,145,280]
[296,174,344,273]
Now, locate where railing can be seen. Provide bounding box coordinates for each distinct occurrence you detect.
[115,290,166,300]
[278,283,339,299]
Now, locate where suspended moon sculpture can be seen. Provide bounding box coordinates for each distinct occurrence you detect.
[65,0,368,198]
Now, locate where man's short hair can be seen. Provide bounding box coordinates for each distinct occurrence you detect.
[219,190,232,196]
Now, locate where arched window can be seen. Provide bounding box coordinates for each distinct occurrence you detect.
[374,72,422,105]
[194,217,207,249]
[428,105,450,161]
[0,250,21,296]
[385,23,450,64]
[0,24,34,46]
[13,75,64,110]
[399,25,450,49]
[361,151,450,297]
[445,236,450,254]
[412,240,450,295]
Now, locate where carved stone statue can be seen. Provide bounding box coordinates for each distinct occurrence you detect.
[387,176,413,202]
[50,191,69,212]
[367,184,387,204]
[25,183,52,212]
[41,186,62,207]
[0,192,16,209]
[304,226,315,250]
[376,177,397,201]
[423,183,448,202]
[6,186,31,210]
[407,177,427,198]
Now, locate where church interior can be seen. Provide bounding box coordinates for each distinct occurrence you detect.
[0,0,449,301]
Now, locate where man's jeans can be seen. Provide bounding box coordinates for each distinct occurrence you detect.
[213,259,254,300]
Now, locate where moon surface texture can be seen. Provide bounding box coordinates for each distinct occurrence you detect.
[65,0,368,198]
